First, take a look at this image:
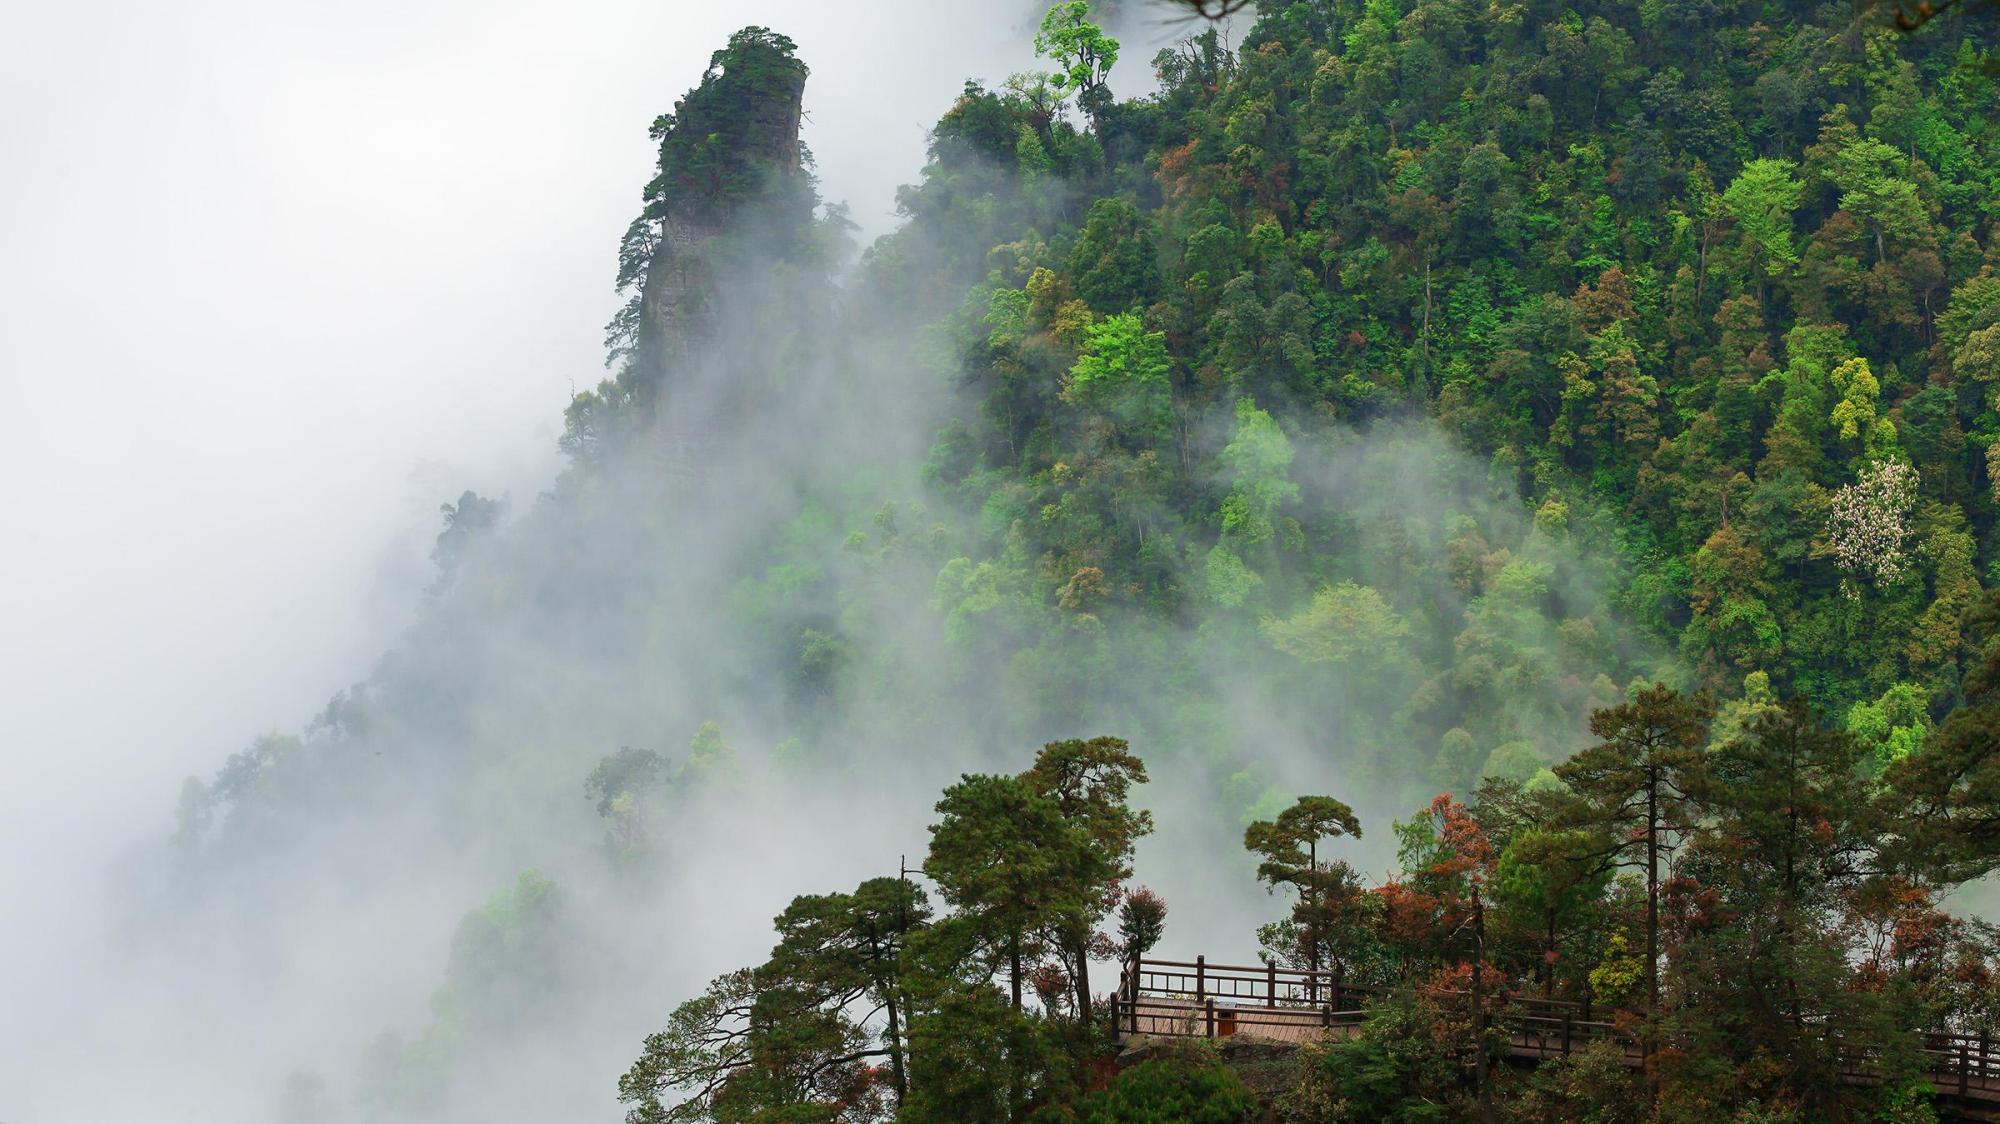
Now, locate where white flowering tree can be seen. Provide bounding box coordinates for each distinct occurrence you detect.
[1827,460,1918,585]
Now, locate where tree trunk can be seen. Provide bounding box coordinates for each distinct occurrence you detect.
[1011,931,1023,1011]
[1420,258,1434,397]
[1473,887,1493,1123]
[883,983,907,1102]
[1644,762,1661,1101]
[1783,803,1801,1030]
[1074,936,1092,1024]
[1545,907,1557,999]
[1307,838,1320,976]
[867,933,909,1105]
[1645,765,1660,1018]
[1695,236,1706,307]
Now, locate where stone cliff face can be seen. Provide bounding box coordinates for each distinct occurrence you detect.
[635,208,714,393]
[625,27,813,480]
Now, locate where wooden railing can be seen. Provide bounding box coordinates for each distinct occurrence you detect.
[1915,1031,2000,1100]
[1107,954,2000,1105]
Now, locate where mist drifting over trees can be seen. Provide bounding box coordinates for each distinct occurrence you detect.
[5,0,2000,1120]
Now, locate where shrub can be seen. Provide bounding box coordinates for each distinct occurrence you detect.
[1076,1056,1258,1123]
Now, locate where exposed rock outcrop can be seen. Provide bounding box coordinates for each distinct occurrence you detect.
[613,26,816,479]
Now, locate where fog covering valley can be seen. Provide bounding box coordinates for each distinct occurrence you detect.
[1,6,1643,1120]
[9,0,1998,1121]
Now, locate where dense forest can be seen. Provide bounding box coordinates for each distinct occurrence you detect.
[155,0,2000,1120]
[625,707,2000,1122]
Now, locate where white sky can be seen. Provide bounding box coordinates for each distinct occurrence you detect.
[0,0,1030,988]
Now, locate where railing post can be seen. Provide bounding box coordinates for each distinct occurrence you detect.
[1205,997,1216,1039]
[1562,1012,1573,1057]
[1108,994,1119,1039]
[1961,1044,1971,1096]
[1267,961,1277,1007]
[1332,965,1344,1015]
[1195,955,1206,1003]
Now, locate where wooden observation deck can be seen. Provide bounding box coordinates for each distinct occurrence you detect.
[1108,953,2000,1112]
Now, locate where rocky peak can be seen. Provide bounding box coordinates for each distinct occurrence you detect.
[611,28,814,414]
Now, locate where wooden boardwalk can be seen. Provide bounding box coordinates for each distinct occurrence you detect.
[1109,955,2000,1110]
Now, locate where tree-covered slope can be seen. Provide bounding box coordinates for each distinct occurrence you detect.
[153,3,2000,1120]
[874,0,2000,779]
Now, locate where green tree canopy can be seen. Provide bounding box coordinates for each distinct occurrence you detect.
[1035,1,1120,115]
[1244,795,1366,976]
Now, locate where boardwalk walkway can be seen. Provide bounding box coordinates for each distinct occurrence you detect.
[1108,954,2000,1111]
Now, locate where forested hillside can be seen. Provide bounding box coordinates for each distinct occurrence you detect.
[873,0,2000,779]
[154,0,2000,1120]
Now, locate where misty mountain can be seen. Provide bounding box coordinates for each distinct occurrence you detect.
[15,0,2000,1120]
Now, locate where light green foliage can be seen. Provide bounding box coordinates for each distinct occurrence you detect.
[1034,2,1120,104]
[1533,493,1571,535]
[1829,356,1885,449]
[1261,581,1409,671]
[1887,589,2000,881]
[1481,740,1544,782]
[1823,130,1930,257]
[1721,158,1804,274]
[985,285,1032,349]
[1017,121,1055,177]
[1067,313,1170,404]
[1217,397,1299,548]
[1204,543,1261,607]
[1228,772,1293,826]
[1937,273,2000,363]
[1589,933,1645,1005]
[935,527,1038,646]
[680,721,736,786]
[1710,670,1783,745]
[1846,682,1932,771]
